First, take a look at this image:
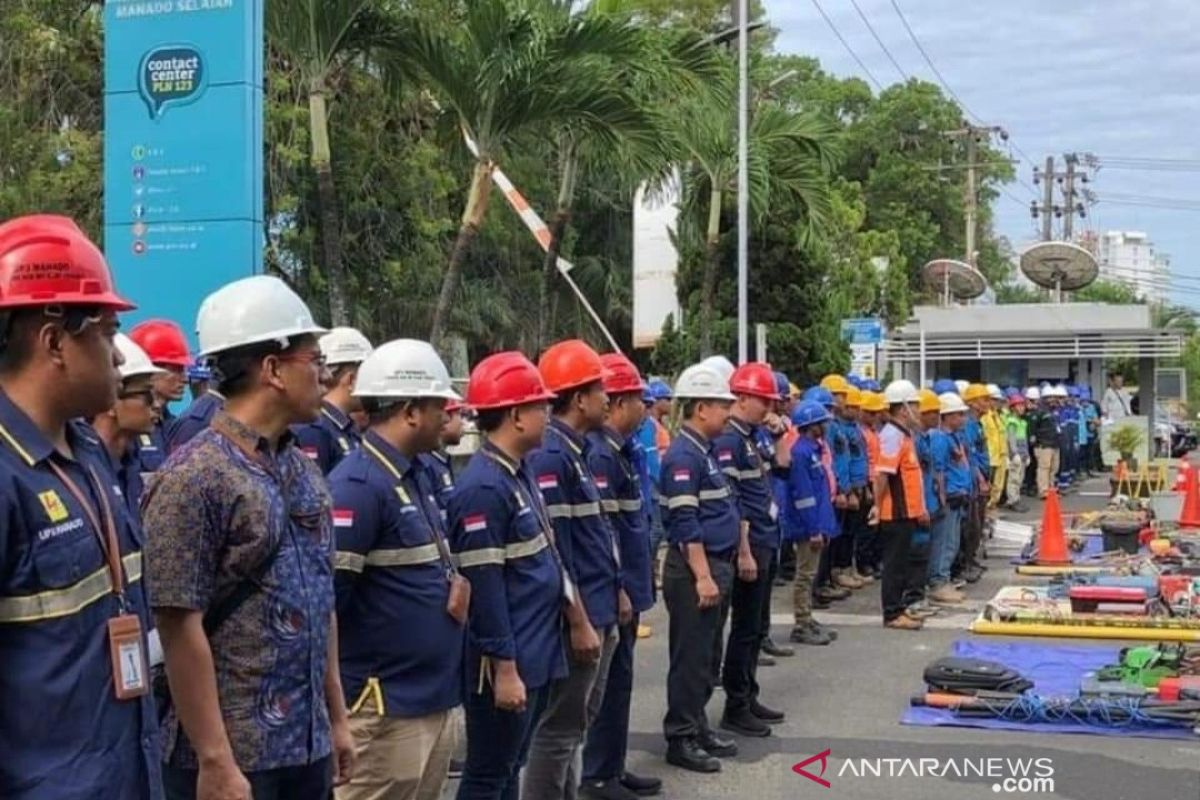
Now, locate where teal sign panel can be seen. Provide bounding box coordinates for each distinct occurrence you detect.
[104,0,263,345]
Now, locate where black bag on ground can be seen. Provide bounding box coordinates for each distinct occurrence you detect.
[923,657,1034,695]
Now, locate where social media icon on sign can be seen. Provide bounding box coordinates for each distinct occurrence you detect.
[132,240,146,255]
[133,166,145,181]
[132,204,145,219]
[131,145,146,161]
[132,222,147,237]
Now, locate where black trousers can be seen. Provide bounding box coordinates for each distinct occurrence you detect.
[954,494,985,576]
[830,510,855,570]
[777,540,796,580]
[662,547,734,741]
[723,546,775,711]
[880,520,916,622]
[163,757,332,800]
[902,524,932,608]
[815,540,833,589]
[853,497,879,572]
[582,617,638,781]
[759,548,778,642]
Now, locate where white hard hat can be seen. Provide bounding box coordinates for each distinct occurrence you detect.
[353,339,461,401]
[1051,384,1068,398]
[986,383,1003,400]
[115,333,166,380]
[954,379,969,395]
[1024,386,1041,401]
[196,275,326,357]
[675,363,736,401]
[884,379,919,405]
[699,355,736,381]
[320,327,373,366]
[939,392,968,415]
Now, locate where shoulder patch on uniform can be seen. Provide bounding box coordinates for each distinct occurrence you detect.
[594,475,609,490]
[463,514,488,532]
[673,469,691,482]
[717,449,734,462]
[332,509,354,528]
[537,474,558,490]
[301,446,319,461]
[38,490,69,522]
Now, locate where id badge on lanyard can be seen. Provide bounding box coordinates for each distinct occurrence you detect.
[47,460,148,701]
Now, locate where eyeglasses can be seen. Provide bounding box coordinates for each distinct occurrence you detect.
[276,350,327,369]
[119,388,156,406]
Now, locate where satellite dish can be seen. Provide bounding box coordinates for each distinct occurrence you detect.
[1020,242,1098,300]
[922,259,987,305]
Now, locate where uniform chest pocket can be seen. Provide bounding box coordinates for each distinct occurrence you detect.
[514,507,544,541]
[32,527,99,591]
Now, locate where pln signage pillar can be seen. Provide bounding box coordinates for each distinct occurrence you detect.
[104,0,263,335]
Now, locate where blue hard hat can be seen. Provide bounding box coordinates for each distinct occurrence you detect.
[1080,385,1093,400]
[933,379,957,395]
[1005,386,1021,398]
[773,371,790,398]
[646,378,672,402]
[791,400,831,429]
[803,386,835,408]
[186,363,212,381]
[863,379,881,392]
[1067,385,1081,398]
[846,375,863,389]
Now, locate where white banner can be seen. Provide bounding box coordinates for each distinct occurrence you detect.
[632,172,682,349]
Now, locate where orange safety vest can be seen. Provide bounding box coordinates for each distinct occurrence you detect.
[861,424,879,481]
[652,417,671,456]
[877,422,926,522]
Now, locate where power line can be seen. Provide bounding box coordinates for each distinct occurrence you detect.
[848,0,908,82]
[809,0,884,92]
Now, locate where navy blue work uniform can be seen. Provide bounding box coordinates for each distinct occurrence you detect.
[713,416,780,715]
[133,407,171,473]
[293,400,361,475]
[165,390,223,453]
[582,427,653,783]
[659,425,739,744]
[108,442,147,518]
[330,432,464,719]
[448,441,567,800]
[0,390,163,800]
[419,449,456,520]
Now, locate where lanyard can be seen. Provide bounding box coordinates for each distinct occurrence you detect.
[47,459,129,612]
[362,439,458,576]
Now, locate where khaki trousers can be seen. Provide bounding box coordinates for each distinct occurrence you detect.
[1035,447,1060,497]
[792,539,823,625]
[1006,455,1028,504]
[988,464,1008,509]
[336,706,454,800]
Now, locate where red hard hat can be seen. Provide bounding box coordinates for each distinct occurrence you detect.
[600,353,645,395]
[0,215,134,311]
[729,362,781,400]
[1008,395,1026,408]
[130,319,191,367]
[466,351,557,411]
[538,339,605,393]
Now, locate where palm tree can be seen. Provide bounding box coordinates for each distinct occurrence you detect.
[268,0,392,326]
[391,0,655,347]
[671,70,839,355]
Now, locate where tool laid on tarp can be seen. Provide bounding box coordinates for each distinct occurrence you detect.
[922,657,1034,696]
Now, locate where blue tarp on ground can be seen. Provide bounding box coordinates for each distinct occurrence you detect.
[901,640,1196,740]
[1014,533,1145,565]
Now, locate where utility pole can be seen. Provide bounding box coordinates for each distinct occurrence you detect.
[1060,152,1089,241]
[732,0,750,364]
[1031,156,1058,242]
[944,121,1007,266]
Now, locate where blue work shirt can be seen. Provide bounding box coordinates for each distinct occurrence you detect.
[845,419,869,489]
[143,412,335,772]
[828,417,852,494]
[418,450,456,519]
[714,417,780,551]
[658,426,740,556]
[784,435,836,542]
[941,430,972,497]
[964,414,990,479]
[165,390,224,453]
[107,441,146,518]
[0,390,162,800]
[586,427,653,614]
[448,441,567,692]
[636,417,662,485]
[529,419,621,629]
[133,408,172,474]
[330,433,463,719]
[1082,404,1098,443]
[917,430,941,516]
[293,400,361,475]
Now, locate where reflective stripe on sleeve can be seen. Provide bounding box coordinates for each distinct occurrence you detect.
[364,544,442,568]
[617,498,642,512]
[793,497,816,509]
[698,487,731,501]
[545,502,602,520]
[457,533,549,569]
[0,552,142,624]
[335,551,367,573]
[664,495,699,509]
[600,499,620,514]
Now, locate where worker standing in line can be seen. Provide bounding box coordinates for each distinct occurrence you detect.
[820,375,864,592]
[770,374,798,588]
[869,380,929,631]
[186,363,212,402]
[782,401,839,647]
[758,372,795,654]
[1004,395,1030,512]
[958,384,992,584]
[294,327,374,475]
[982,384,1008,512]
[802,386,850,606]
[143,275,355,799]
[659,364,741,774]
[907,390,944,615]
[328,339,465,800]
[856,392,886,577]
[580,354,663,800]
[89,334,166,514]
[523,340,622,800]
[842,387,873,584]
[927,393,970,603]
[636,378,672,638]
[129,318,192,472]
[713,363,787,740]
[1022,387,1042,497]
[448,352,589,800]
[0,214,162,799]
[164,366,225,453]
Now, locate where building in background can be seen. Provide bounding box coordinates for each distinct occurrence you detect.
[1098,230,1170,303]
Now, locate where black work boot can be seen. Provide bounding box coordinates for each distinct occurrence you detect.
[720,706,771,738]
[698,728,739,757]
[761,637,795,658]
[750,699,785,723]
[620,771,663,797]
[666,737,720,773]
[580,778,640,800]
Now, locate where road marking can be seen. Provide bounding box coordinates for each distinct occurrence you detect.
[771,611,977,630]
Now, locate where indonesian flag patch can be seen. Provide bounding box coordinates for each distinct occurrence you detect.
[594,475,609,490]
[464,514,488,533]
[673,469,691,482]
[301,446,319,461]
[332,509,354,528]
[537,474,559,490]
[717,449,734,462]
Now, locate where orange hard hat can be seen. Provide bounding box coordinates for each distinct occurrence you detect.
[0,214,133,311]
[729,362,781,400]
[599,352,645,395]
[466,351,556,410]
[538,339,606,393]
[130,319,191,367]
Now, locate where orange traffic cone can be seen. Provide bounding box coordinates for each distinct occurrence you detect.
[1035,488,1070,565]
[1176,459,1192,493]
[1179,461,1200,528]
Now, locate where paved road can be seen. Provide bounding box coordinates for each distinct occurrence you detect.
[615,476,1200,800]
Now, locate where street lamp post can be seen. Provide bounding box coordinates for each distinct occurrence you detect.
[736,0,749,364]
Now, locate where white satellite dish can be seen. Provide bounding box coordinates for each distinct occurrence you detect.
[1020,242,1098,302]
[922,259,987,305]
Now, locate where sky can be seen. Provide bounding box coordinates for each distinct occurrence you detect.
[762,0,1200,304]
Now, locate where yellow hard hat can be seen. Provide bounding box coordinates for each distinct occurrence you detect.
[918,388,941,414]
[963,383,991,403]
[845,386,863,407]
[820,374,849,394]
[788,382,801,399]
[861,391,887,413]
